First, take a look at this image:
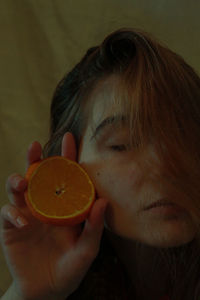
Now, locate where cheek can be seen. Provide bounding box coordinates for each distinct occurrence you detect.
[128,165,144,190]
[93,169,116,198]
[94,164,141,203]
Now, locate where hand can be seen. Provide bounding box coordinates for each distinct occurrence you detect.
[0,132,108,300]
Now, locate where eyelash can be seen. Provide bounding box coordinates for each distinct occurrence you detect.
[110,145,127,152]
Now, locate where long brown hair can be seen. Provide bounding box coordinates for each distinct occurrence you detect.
[43,28,200,299]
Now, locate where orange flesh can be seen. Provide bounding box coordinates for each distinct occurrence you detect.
[25,156,95,222]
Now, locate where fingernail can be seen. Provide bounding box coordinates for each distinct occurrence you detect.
[16,216,28,227]
[29,141,35,148]
[14,177,21,189]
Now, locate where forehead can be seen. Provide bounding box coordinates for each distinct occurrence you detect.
[87,76,124,127]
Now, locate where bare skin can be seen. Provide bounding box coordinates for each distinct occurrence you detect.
[77,77,197,299]
[0,79,197,300]
[0,133,108,300]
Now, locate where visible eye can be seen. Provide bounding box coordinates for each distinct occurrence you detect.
[110,144,127,152]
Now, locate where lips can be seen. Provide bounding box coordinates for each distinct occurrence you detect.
[144,198,177,210]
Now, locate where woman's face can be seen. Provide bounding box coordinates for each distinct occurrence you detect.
[77,79,196,248]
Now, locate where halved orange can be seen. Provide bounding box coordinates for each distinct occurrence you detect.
[24,156,96,226]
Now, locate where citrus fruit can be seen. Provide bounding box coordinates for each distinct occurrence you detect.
[24,156,96,226]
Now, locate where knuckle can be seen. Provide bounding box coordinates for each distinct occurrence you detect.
[6,173,19,190]
[0,204,10,219]
[3,203,17,213]
[1,203,12,214]
[6,173,26,196]
[5,187,15,204]
[79,246,98,262]
[79,251,92,264]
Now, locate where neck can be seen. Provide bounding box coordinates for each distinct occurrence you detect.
[105,230,170,300]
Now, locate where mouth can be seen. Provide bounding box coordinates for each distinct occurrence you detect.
[144,198,177,210]
[143,198,186,216]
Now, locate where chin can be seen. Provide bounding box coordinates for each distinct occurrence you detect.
[141,224,197,249]
[145,235,195,249]
[104,209,197,249]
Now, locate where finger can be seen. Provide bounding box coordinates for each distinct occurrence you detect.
[6,174,28,207]
[61,132,77,161]
[78,198,108,256]
[26,141,43,170]
[0,204,28,230]
[52,223,83,247]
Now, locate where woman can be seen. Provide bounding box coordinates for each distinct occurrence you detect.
[1,28,200,300]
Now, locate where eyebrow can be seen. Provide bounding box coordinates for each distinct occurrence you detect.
[90,114,127,141]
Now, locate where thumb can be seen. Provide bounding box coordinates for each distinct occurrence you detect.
[78,198,108,255]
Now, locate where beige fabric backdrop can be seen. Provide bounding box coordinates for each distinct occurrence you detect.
[0,0,200,295]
